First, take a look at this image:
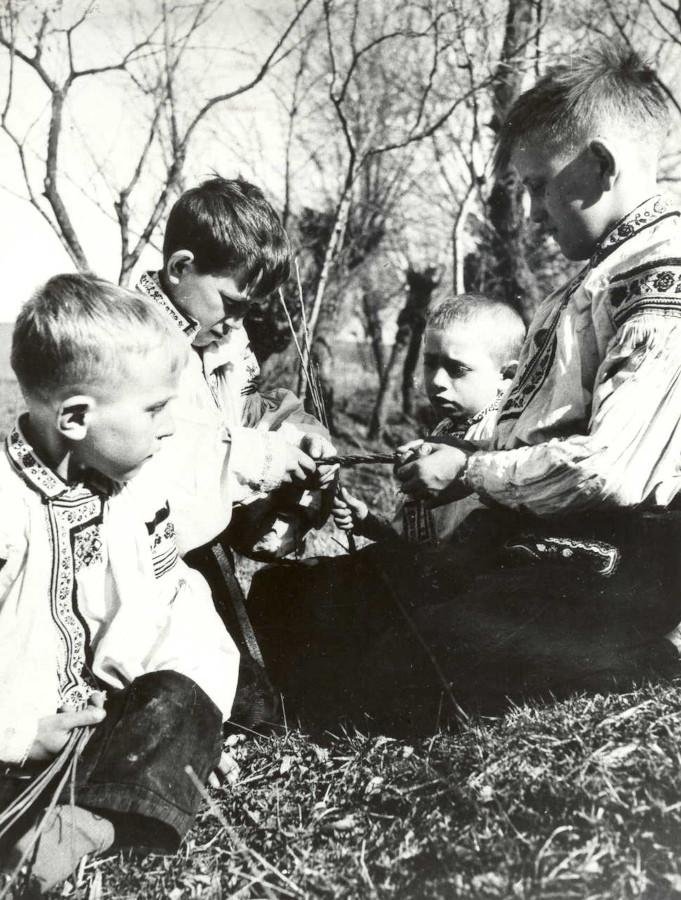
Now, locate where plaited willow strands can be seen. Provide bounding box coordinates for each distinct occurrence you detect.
[322,452,396,467]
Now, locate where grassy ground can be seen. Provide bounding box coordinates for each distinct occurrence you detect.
[2,353,681,899]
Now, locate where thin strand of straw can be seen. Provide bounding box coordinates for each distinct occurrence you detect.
[294,261,326,425]
[278,289,320,415]
[0,730,84,839]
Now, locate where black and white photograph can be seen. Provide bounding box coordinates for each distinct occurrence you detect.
[2,0,681,896]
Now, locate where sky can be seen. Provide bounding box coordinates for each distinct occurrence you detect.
[0,0,311,322]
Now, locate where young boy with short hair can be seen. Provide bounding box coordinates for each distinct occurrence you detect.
[0,275,240,892]
[249,46,681,733]
[137,176,335,557]
[332,294,525,543]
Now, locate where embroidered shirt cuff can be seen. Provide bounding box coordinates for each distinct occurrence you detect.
[227,426,289,493]
[463,450,495,497]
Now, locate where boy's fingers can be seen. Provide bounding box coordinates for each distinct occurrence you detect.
[316,463,339,485]
[395,461,418,482]
[301,434,336,459]
[396,439,424,459]
[297,451,317,473]
[61,708,106,730]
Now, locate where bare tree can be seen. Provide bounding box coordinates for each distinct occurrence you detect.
[0,0,313,283]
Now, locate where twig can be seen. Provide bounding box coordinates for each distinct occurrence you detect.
[373,565,469,726]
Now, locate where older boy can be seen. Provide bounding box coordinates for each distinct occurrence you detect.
[332,294,525,543]
[250,46,681,733]
[137,176,335,556]
[0,275,240,892]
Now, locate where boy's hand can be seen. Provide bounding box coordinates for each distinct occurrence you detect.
[282,444,318,485]
[30,705,106,761]
[395,443,472,505]
[298,434,339,489]
[332,486,368,531]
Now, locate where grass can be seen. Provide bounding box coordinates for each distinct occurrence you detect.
[2,354,681,899]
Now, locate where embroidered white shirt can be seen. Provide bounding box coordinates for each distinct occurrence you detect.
[136,272,322,553]
[0,421,240,765]
[465,196,681,516]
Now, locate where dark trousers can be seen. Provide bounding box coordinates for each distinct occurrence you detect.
[248,508,681,734]
[0,670,222,855]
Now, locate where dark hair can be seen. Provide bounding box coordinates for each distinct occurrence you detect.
[494,44,670,172]
[427,293,526,364]
[12,273,186,400]
[162,176,291,297]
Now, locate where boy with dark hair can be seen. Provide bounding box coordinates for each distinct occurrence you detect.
[249,46,681,733]
[0,275,240,893]
[137,176,335,556]
[333,294,526,543]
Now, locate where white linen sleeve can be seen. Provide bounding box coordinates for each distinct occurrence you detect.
[140,563,240,722]
[465,312,681,516]
[227,425,292,500]
[0,520,40,764]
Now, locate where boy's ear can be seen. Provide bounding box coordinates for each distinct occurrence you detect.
[500,360,518,381]
[590,140,617,188]
[166,250,195,285]
[56,396,94,441]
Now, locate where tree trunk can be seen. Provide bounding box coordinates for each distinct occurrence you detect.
[488,0,542,321]
[401,317,426,417]
[368,267,439,440]
[362,289,385,379]
[452,183,476,295]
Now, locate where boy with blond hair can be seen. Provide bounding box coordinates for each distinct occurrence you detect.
[0,275,240,893]
[250,46,681,732]
[332,294,525,544]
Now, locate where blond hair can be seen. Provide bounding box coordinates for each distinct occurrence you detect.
[427,294,526,365]
[495,44,670,173]
[12,273,187,400]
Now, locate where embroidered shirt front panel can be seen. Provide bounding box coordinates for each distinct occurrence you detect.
[5,421,105,709]
[493,195,681,448]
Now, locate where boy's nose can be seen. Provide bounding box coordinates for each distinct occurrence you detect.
[157,409,176,441]
[430,367,450,390]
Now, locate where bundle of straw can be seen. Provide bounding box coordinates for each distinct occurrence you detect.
[0,726,93,898]
[279,262,357,551]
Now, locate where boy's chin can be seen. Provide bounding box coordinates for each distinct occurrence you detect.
[431,403,466,424]
[111,457,153,483]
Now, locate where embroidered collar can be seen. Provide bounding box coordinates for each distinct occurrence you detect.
[6,418,116,501]
[591,195,678,267]
[138,271,201,342]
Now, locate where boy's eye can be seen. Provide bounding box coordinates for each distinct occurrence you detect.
[147,402,168,415]
[445,363,469,378]
[220,294,250,318]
